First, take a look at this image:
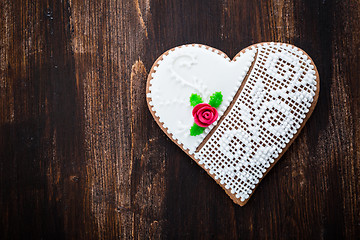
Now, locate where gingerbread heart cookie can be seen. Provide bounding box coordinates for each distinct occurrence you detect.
[146,43,319,206]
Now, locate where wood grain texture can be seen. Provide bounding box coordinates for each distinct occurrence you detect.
[0,0,359,239]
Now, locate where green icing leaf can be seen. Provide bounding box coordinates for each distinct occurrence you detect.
[208,91,223,108]
[190,93,203,107]
[190,123,205,136]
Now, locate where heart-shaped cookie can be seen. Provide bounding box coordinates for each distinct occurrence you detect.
[146,43,319,206]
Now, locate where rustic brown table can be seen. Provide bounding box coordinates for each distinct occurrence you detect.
[1,0,359,239]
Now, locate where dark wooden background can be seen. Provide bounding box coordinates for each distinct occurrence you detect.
[1,0,359,239]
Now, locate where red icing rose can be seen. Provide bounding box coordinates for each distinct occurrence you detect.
[192,103,218,127]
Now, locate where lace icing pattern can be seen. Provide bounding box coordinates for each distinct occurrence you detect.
[195,43,317,202]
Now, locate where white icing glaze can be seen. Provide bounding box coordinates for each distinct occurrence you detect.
[194,43,317,202]
[148,45,256,153]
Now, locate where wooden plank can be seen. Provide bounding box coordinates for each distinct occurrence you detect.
[0,0,359,239]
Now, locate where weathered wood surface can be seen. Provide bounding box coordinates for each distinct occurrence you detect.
[0,0,359,239]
